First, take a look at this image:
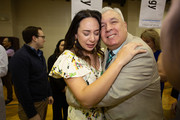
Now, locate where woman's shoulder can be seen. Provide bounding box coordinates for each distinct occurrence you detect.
[50,50,91,78]
[62,50,76,57]
[61,50,84,63]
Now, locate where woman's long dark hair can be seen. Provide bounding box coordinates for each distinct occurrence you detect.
[64,9,104,63]
[54,39,64,58]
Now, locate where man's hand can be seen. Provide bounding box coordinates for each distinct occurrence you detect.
[48,96,54,104]
[29,114,41,120]
[171,101,177,114]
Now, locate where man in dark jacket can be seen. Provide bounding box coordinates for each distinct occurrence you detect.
[2,37,14,105]
[10,26,53,120]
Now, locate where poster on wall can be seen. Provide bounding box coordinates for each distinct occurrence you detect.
[71,0,102,20]
[139,0,166,28]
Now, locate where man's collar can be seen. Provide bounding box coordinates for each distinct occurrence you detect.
[25,44,38,51]
[25,44,43,57]
[111,40,126,55]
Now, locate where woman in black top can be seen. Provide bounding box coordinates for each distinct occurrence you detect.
[48,39,68,120]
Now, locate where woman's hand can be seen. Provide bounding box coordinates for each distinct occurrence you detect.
[115,42,146,66]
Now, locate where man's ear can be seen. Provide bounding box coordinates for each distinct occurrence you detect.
[32,36,37,42]
[124,22,128,32]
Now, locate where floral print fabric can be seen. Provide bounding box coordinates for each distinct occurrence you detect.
[49,50,104,120]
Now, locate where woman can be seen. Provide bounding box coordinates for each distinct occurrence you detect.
[140,29,161,61]
[48,39,68,120]
[141,29,165,96]
[49,9,146,120]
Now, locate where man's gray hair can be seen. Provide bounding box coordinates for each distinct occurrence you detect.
[101,7,124,21]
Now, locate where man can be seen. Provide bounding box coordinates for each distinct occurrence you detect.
[10,26,53,120]
[2,37,14,105]
[160,0,180,119]
[2,37,15,57]
[97,7,163,120]
[0,45,8,120]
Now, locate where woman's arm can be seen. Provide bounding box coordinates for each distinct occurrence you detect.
[65,42,146,108]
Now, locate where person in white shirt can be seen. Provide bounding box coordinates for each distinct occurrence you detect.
[0,44,8,120]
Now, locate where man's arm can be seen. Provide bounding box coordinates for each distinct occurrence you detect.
[0,45,8,77]
[10,53,37,118]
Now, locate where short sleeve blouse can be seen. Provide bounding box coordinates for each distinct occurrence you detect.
[49,50,104,120]
[49,50,103,84]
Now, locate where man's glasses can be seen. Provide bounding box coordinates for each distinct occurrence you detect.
[37,36,45,39]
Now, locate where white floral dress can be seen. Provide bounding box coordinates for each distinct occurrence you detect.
[49,50,104,120]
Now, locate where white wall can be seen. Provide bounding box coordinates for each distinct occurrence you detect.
[0,0,170,61]
[13,0,71,60]
[0,0,14,36]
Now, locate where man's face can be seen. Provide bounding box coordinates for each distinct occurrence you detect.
[101,10,127,50]
[2,38,10,48]
[35,30,45,49]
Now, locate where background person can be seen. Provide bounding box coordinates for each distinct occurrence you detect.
[2,37,15,57]
[10,26,53,120]
[161,0,180,92]
[48,39,68,120]
[0,44,8,120]
[160,0,180,119]
[141,29,166,96]
[2,37,14,105]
